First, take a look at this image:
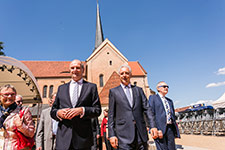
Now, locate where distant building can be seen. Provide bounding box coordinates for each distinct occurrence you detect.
[22,2,153,107]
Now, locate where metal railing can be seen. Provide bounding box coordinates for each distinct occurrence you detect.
[177,108,225,136]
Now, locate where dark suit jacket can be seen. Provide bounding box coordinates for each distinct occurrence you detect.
[149,94,180,138]
[50,80,101,150]
[108,85,156,144]
[91,117,100,135]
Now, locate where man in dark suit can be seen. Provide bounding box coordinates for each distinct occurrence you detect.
[50,59,101,150]
[149,81,180,150]
[108,65,158,150]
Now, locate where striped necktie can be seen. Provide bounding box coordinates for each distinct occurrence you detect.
[163,97,172,124]
[71,82,78,107]
[125,86,133,107]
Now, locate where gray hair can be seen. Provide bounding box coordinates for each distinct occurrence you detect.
[118,64,132,74]
[16,95,23,100]
[0,84,17,94]
[156,81,167,92]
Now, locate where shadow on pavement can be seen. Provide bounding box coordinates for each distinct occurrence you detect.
[176,144,184,149]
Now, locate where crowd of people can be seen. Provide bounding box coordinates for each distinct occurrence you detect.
[0,59,180,150]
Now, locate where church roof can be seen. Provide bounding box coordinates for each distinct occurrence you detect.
[21,60,146,78]
[87,38,128,62]
[128,61,147,76]
[21,61,86,78]
[99,71,121,105]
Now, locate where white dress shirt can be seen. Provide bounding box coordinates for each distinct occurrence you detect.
[69,78,83,106]
[120,83,133,107]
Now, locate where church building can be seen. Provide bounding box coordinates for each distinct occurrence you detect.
[21,2,153,107]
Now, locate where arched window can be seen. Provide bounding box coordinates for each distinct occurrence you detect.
[109,60,112,66]
[99,74,104,87]
[49,85,54,98]
[134,81,137,86]
[43,85,47,98]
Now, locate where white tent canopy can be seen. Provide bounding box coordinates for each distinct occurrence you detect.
[212,92,225,109]
[0,56,42,104]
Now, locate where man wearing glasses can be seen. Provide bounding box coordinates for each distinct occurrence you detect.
[149,81,180,150]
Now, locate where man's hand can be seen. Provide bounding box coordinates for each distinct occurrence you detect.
[158,130,163,139]
[110,137,118,149]
[96,134,100,139]
[64,107,83,120]
[36,147,42,150]
[57,108,70,119]
[150,127,158,139]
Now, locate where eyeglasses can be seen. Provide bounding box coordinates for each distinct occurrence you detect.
[0,93,16,98]
[158,85,169,88]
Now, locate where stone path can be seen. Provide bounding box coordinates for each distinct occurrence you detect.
[175,134,225,150]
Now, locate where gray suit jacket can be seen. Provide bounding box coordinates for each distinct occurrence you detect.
[36,107,56,150]
[108,85,156,144]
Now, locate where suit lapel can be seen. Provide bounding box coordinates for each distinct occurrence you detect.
[76,80,88,106]
[156,94,166,113]
[66,82,73,107]
[131,85,137,108]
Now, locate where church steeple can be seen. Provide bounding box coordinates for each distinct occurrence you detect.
[94,0,104,50]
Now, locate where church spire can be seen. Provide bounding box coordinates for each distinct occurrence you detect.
[94,0,104,50]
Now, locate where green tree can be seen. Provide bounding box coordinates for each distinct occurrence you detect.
[0,42,5,56]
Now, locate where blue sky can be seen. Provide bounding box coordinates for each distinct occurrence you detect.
[1,0,225,108]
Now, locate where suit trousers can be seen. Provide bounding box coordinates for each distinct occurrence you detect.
[118,125,148,150]
[52,135,56,150]
[91,131,98,150]
[155,124,176,150]
[103,132,112,150]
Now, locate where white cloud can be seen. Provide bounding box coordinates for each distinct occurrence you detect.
[206,81,225,88]
[216,67,225,75]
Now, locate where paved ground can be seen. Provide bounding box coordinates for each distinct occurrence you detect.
[148,134,225,150]
[175,134,225,150]
[1,132,224,150]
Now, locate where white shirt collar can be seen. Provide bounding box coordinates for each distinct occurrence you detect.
[158,93,165,99]
[120,83,131,88]
[71,78,83,84]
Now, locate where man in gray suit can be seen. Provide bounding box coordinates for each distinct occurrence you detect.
[36,93,58,150]
[108,65,158,150]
